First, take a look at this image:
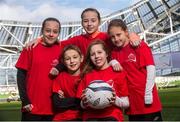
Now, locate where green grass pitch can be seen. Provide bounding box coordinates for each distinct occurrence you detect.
[0,87,180,121]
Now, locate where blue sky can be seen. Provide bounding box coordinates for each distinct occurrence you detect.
[0,0,140,22]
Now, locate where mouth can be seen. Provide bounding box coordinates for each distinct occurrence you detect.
[70,64,77,68]
[44,36,56,41]
[86,27,94,31]
[95,59,102,64]
[114,41,122,46]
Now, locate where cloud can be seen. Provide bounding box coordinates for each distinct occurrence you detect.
[0,1,82,22]
[0,0,135,22]
[0,3,32,21]
[130,0,142,5]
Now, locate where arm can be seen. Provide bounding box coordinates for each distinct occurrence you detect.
[17,68,31,106]
[50,37,79,74]
[129,32,142,47]
[25,36,42,49]
[54,63,66,73]
[145,65,156,104]
[49,63,66,76]
[52,93,81,111]
[109,59,123,71]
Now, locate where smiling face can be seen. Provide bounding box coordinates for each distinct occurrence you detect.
[42,20,60,46]
[63,49,83,76]
[108,26,129,48]
[81,10,100,35]
[90,44,109,70]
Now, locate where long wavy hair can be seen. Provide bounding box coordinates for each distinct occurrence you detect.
[81,40,110,78]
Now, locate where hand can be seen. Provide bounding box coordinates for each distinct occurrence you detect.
[23,104,33,112]
[145,92,153,105]
[129,32,141,47]
[112,63,123,72]
[109,91,116,105]
[81,90,90,108]
[58,90,64,98]
[25,36,42,50]
[110,59,123,71]
[49,67,59,76]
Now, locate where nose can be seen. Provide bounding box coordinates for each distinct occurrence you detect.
[70,58,74,63]
[88,21,92,26]
[114,36,119,41]
[94,53,99,58]
[49,31,54,37]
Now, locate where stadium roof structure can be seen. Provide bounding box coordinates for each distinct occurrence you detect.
[0,0,180,85]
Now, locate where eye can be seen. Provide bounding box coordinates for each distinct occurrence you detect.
[83,19,88,23]
[91,18,97,22]
[90,52,95,56]
[45,29,51,33]
[64,57,70,61]
[117,33,121,37]
[73,56,78,59]
[53,30,59,34]
[97,51,103,54]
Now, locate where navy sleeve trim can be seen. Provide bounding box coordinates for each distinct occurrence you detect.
[55,63,66,72]
[52,93,81,111]
[17,68,31,106]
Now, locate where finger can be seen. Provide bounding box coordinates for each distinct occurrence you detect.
[51,68,59,76]
[82,89,87,94]
[132,41,137,47]
[116,68,119,71]
[107,97,111,102]
[32,43,36,48]
[116,66,120,71]
[129,41,133,45]
[112,92,116,96]
[28,106,33,112]
[120,65,123,70]
[49,70,53,75]
[24,107,31,112]
[82,96,87,101]
[134,41,138,46]
[29,45,32,50]
[136,40,140,46]
[59,95,64,98]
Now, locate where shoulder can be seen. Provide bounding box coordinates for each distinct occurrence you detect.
[99,32,108,35]
[55,72,72,82]
[113,69,127,78]
[139,41,149,48]
[60,71,70,77]
[62,35,82,43]
[98,32,109,38]
[83,70,96,80]
[72,35,84,39]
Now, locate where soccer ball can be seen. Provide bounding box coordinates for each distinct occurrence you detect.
[85,80,113,109]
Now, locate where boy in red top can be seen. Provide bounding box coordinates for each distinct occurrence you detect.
[52,45,83,121]
[16,18,62,121]
[108,19,162,121]
[76,40,129,121]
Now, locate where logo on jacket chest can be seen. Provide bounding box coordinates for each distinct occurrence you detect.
[126,53,136,62]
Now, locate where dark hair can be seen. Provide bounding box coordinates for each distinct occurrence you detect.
[81,8,101,22]
[81,40,110,78]
[107,19,127,34]
[41,17,61,34]
[61,44,82,64]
